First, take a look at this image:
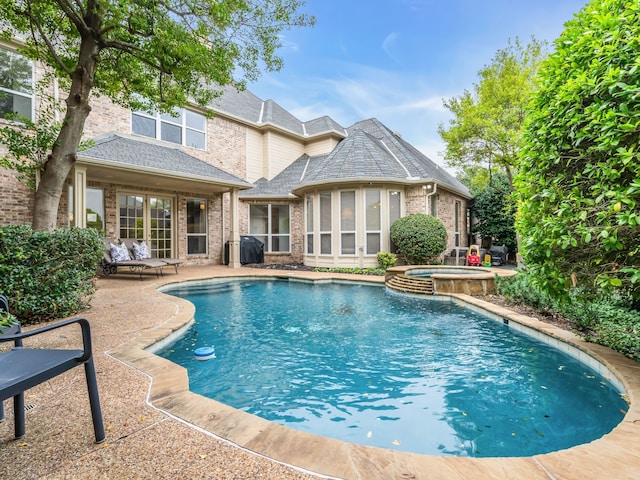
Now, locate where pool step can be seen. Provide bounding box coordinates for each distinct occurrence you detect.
[385,274,434,295]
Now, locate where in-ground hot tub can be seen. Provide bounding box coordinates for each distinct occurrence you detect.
[385,264,516,295]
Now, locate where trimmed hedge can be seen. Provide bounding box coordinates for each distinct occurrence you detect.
[0,226,103,324]
[390,214,448,265]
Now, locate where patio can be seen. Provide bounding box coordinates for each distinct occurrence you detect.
[1,265,639,479]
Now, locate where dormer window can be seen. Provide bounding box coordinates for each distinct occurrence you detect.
[131,107,206,149]
[0,46,33,121]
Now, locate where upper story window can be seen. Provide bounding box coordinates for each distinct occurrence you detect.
[131,107,206,149]
[0,46,33,121]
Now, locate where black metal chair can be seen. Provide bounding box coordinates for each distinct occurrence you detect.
[0,313,105,443]
[0,294,20,424]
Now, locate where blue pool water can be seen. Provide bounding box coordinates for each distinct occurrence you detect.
[158,279,627,457]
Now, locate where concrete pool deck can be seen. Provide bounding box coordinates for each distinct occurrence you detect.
[2,265,639,479]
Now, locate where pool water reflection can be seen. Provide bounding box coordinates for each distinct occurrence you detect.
[158,279,626,457]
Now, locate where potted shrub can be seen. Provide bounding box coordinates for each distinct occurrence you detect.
[0,310,19,336]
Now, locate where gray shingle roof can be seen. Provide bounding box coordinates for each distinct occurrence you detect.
[304,116,348,136]
[208,85,346,138]
[299,128,411,183]
[345,119,470,194]
[240,154,322,199]
[240,118,471,199]
[79,133,251,186]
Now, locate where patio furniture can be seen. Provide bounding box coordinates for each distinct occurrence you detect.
[0,317,105,443]
[0,294,21,424]
[101,239,165,280]
[120,238,183,274]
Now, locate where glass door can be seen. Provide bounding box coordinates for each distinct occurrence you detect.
[149,197,174,259]
[119,194,175,258]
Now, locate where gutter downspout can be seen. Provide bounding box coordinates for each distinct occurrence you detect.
[424,182,437,215]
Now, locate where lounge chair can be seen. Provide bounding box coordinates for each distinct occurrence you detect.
[0,316,105,443]
[101,239,165,280]
[120,238,183,274]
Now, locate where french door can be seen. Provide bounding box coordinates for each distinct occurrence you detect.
[118,194,175,258]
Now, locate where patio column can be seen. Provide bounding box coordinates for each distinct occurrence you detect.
[72,166,87,228]
[228,188,241,268]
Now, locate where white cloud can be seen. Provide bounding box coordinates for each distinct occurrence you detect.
[251,62,457,170]
[382,32,400,61]
[277,34,299,52]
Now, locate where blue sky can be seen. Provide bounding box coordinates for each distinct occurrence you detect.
[248,0,590,169]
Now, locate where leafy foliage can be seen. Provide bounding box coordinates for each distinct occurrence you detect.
[471,171,517,253]
[439,38,547,185]
[0,310,18,333]
[0,97,93,189]
[313,266,385,276]
[376,251,397,270]
[0,226,103,323]
[390,214,448,265]
[497,270,640,362]
[516,0,640,301]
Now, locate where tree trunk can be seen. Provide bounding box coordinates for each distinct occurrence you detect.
[32,38,100,231]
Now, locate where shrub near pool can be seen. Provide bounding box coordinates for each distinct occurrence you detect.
[0,226,103,323]
[497,271,640,362]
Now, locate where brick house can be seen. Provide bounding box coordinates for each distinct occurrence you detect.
[0,42,472,268]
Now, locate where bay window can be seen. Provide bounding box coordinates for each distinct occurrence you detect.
[365,190,381,255]
[340,191,356,255]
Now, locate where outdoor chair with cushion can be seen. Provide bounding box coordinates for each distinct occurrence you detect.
[0,317,105,443]
[101,239,165,280]
[120,238,183,274]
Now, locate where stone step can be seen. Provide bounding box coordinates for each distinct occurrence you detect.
[385,274,434,295]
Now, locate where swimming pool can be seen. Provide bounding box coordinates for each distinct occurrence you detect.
[157,278,626,457]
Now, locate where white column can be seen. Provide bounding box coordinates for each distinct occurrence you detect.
[228,188,241,268]
[72,166,87,228]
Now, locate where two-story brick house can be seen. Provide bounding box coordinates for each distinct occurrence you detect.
[0,42,471,268]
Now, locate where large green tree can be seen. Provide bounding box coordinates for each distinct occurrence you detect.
[0,0,313,231]
[516,0,640,301]
[470,171,516,254]
[438,38,547,186]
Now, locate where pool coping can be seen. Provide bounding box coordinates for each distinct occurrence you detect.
[107,270,640,480]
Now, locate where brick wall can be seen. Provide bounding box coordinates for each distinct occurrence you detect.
[84,95,248,178]
[0,170,34,225]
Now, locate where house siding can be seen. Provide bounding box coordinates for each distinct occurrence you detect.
[263,131,305,180]
[305,137,340,157]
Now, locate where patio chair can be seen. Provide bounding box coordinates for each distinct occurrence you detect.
[0,317,105,443]
[0,294,21,424]
[120,238,183,274]
[101,239,165,280]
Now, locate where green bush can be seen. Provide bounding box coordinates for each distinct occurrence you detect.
[390,214,448,265]
[497,270,640,362]
[0,226,103,324]
[313,266,385,276]
[376,251,397,270]
[516,0,640,301]
[495,269,555,313]
[561,293,640,361]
